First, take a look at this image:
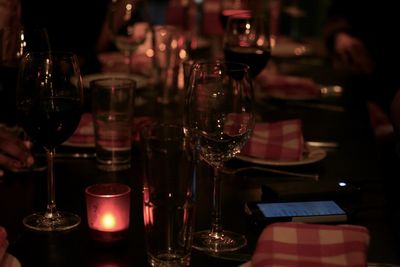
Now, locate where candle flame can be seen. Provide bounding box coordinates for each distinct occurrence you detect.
[101,213,116,229]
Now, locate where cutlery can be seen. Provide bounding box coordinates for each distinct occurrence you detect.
[286,101,345,112]
[306,141,339,149]
[223,166,319,181]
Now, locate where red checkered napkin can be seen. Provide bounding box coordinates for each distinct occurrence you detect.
[256,73,321,100]
[240,120,304,161]
[223,113,253,136]
[252,222,370,267]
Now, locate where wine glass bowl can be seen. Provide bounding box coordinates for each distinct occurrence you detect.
[184,61,255,252]
[107,0,150,73]
[16,52,83,231]
[223,12,271,78]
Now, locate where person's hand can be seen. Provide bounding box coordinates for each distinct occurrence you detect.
[0,226,8,262]
[0,125,34,176]
[333,32,374,74]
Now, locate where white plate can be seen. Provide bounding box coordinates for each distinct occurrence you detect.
[1,253,21,267]
[235,146,326,166]
[62,139,94,148]
[82,73,147,89]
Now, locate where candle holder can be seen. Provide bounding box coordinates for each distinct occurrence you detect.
[85,183,131,243]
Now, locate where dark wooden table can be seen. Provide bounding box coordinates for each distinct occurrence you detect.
[1,55,400,267]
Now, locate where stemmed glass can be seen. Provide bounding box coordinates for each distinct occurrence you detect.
[1,26,51,171]
[107,0,150,74]
[16,52,83,231]
[223,12,271,79]
[219,0,250,29]
[184,61,255,252]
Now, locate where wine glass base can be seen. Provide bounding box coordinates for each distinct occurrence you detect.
[23,211,81,232]
[192,230,247,253]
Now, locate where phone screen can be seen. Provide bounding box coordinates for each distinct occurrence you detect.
[256,200,346,218]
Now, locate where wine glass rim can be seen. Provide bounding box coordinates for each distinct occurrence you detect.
[227,9,252,19]
[24,51,78,58]
[89,77,137,88]
[193,60,250,72]
[227,10,266,19]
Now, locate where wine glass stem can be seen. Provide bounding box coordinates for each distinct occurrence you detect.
[45,148,58,218]
[210,166,223,238]
[125,51,134,74]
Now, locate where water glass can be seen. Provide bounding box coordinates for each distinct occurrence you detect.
[141,123,197,267]
[91,78,136,172]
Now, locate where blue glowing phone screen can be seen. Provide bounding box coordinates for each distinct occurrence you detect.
[257,201,345,218]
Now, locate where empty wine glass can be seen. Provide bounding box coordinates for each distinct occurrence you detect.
[184,61,255,252]
[223,12,271,78]
[107,0,150,74]
[16,51,83,231]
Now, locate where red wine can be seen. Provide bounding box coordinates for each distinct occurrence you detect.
[17,97,82,149]
[0,64,18,124]
[224,46,271,78]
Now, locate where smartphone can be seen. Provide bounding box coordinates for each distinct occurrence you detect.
[245,200,348,226]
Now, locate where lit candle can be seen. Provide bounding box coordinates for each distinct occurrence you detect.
[85,183,131,242]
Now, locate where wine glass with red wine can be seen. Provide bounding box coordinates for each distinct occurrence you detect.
[223,12,271,78]
[16,51,83,231]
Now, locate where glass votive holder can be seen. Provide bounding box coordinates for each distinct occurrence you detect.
[85,183,131,243]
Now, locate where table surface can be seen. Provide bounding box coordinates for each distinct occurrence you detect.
[1,52,400,267]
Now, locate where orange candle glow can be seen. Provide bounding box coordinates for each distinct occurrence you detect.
[101,213,116,229]
[86,183,131,239]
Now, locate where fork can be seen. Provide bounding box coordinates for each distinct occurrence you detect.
[222,166,319,181]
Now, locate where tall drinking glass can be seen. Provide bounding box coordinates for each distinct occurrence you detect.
[16,52,83,231]
[184,61,255,252]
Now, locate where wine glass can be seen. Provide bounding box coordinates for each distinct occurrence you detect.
[223,12,271,79]
[107,0,150,74]
[219,0,250,29]
[16,51,83,231]
[1,26,51,171]
[184,61,255,252]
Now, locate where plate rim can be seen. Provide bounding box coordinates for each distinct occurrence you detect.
[62,140,95,148]
[235,146,326,166]
[82,72,147,89]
